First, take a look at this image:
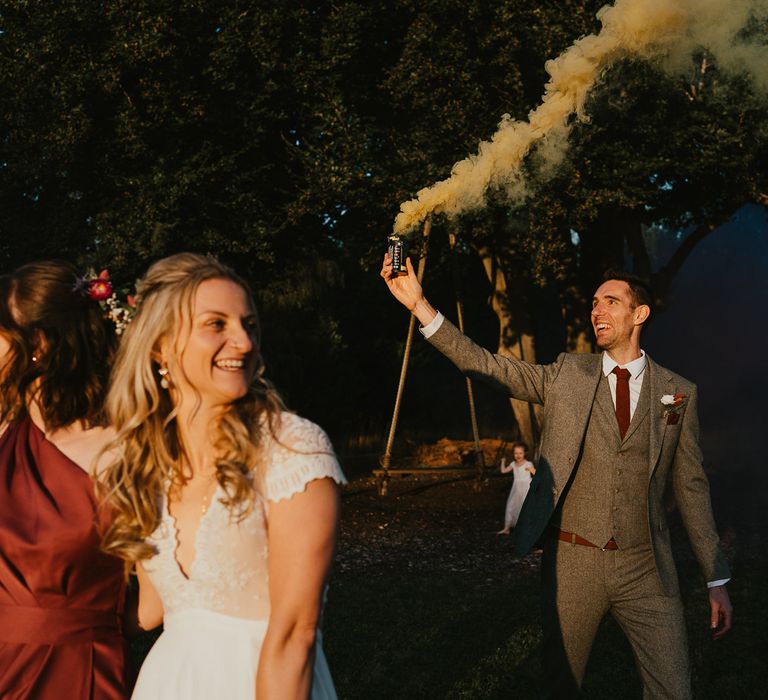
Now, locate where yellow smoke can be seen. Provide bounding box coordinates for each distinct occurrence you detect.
[393,0,768,235]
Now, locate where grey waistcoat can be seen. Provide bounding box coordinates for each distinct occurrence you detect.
[554,371,652,549]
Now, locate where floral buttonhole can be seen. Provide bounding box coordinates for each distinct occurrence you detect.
[661,394,687,425]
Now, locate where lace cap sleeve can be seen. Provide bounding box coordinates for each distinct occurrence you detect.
[262,413,346,503]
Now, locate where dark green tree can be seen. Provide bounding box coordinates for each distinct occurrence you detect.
[0,1,359,433]
[1,1,765,446]
[283,1,766,443]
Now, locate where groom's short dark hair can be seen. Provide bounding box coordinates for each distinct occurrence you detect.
[602,269,654,317]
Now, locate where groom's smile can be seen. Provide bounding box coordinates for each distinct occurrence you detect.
[593,318,617,348]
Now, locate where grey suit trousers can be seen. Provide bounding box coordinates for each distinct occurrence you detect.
[542,537,691,699]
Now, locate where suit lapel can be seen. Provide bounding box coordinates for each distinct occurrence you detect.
[561,356,604,465]
[594,373,621,441]
[648,358,673,474]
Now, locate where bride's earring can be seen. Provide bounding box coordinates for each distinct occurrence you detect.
[158,366,171,389]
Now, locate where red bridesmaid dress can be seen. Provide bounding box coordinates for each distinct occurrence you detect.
[0,417,133,699]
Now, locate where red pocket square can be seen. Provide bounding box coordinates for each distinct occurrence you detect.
[666,413,680,425]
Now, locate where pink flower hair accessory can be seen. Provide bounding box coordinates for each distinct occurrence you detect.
[87,270,113,301]
[74,269,137,335]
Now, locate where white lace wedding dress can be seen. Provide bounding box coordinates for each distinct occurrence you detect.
[132,413,346,699]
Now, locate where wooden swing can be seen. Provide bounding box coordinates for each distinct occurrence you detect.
[374,218,489,495]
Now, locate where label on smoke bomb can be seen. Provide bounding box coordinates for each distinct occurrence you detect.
[387,235,408,275]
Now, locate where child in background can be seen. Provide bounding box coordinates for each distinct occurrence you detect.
[497,442,535,535]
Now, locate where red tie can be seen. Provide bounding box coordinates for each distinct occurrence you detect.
[612,366,631,439]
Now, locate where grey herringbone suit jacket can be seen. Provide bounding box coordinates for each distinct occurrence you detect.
[427,318,730,594]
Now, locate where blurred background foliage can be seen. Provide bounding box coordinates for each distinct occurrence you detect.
[1,0,766,450]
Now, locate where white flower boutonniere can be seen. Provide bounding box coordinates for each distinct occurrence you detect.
[661,394,687,424]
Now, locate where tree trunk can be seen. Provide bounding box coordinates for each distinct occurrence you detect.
[476,245,541,448]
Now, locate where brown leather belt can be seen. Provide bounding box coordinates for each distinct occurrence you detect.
[548,527,618,551]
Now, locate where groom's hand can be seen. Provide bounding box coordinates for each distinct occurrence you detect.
[380,254,421,310]
[708,585,733,639]
[380,254,437,326]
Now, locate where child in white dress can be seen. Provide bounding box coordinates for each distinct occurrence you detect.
[497,442,535,535]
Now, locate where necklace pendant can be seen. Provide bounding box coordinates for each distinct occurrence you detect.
[200,475,216,515]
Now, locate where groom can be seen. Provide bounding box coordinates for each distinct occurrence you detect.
[381,256,732,697]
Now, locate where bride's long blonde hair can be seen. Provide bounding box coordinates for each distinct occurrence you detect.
[99,253,285,566]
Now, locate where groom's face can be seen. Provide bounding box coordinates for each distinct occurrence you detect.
[591,279,637,351]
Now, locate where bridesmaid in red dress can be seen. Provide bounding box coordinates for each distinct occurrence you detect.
[0,262,133,699]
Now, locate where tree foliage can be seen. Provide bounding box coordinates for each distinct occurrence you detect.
[0,1,765,441]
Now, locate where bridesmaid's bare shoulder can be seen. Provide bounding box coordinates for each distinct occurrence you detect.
[44,423,117,476]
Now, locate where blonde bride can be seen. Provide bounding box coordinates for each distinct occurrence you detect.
[100,253,344,699]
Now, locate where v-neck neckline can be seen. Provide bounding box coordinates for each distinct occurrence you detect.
[165,482,220,581]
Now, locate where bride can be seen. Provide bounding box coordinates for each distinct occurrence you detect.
[100,253,345,699]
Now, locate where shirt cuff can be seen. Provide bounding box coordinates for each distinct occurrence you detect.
[419,311,444,338]
[707,578,730,588]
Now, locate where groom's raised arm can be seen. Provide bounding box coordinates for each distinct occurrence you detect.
[381,254,561,405]
[426,315,562,405]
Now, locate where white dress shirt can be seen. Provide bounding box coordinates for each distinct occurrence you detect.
[601,350,647,420]
[419,310,445,338]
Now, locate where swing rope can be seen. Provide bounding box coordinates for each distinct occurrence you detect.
[379,221,485,481]
[379,218,432,469]
[448,231,485,472]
